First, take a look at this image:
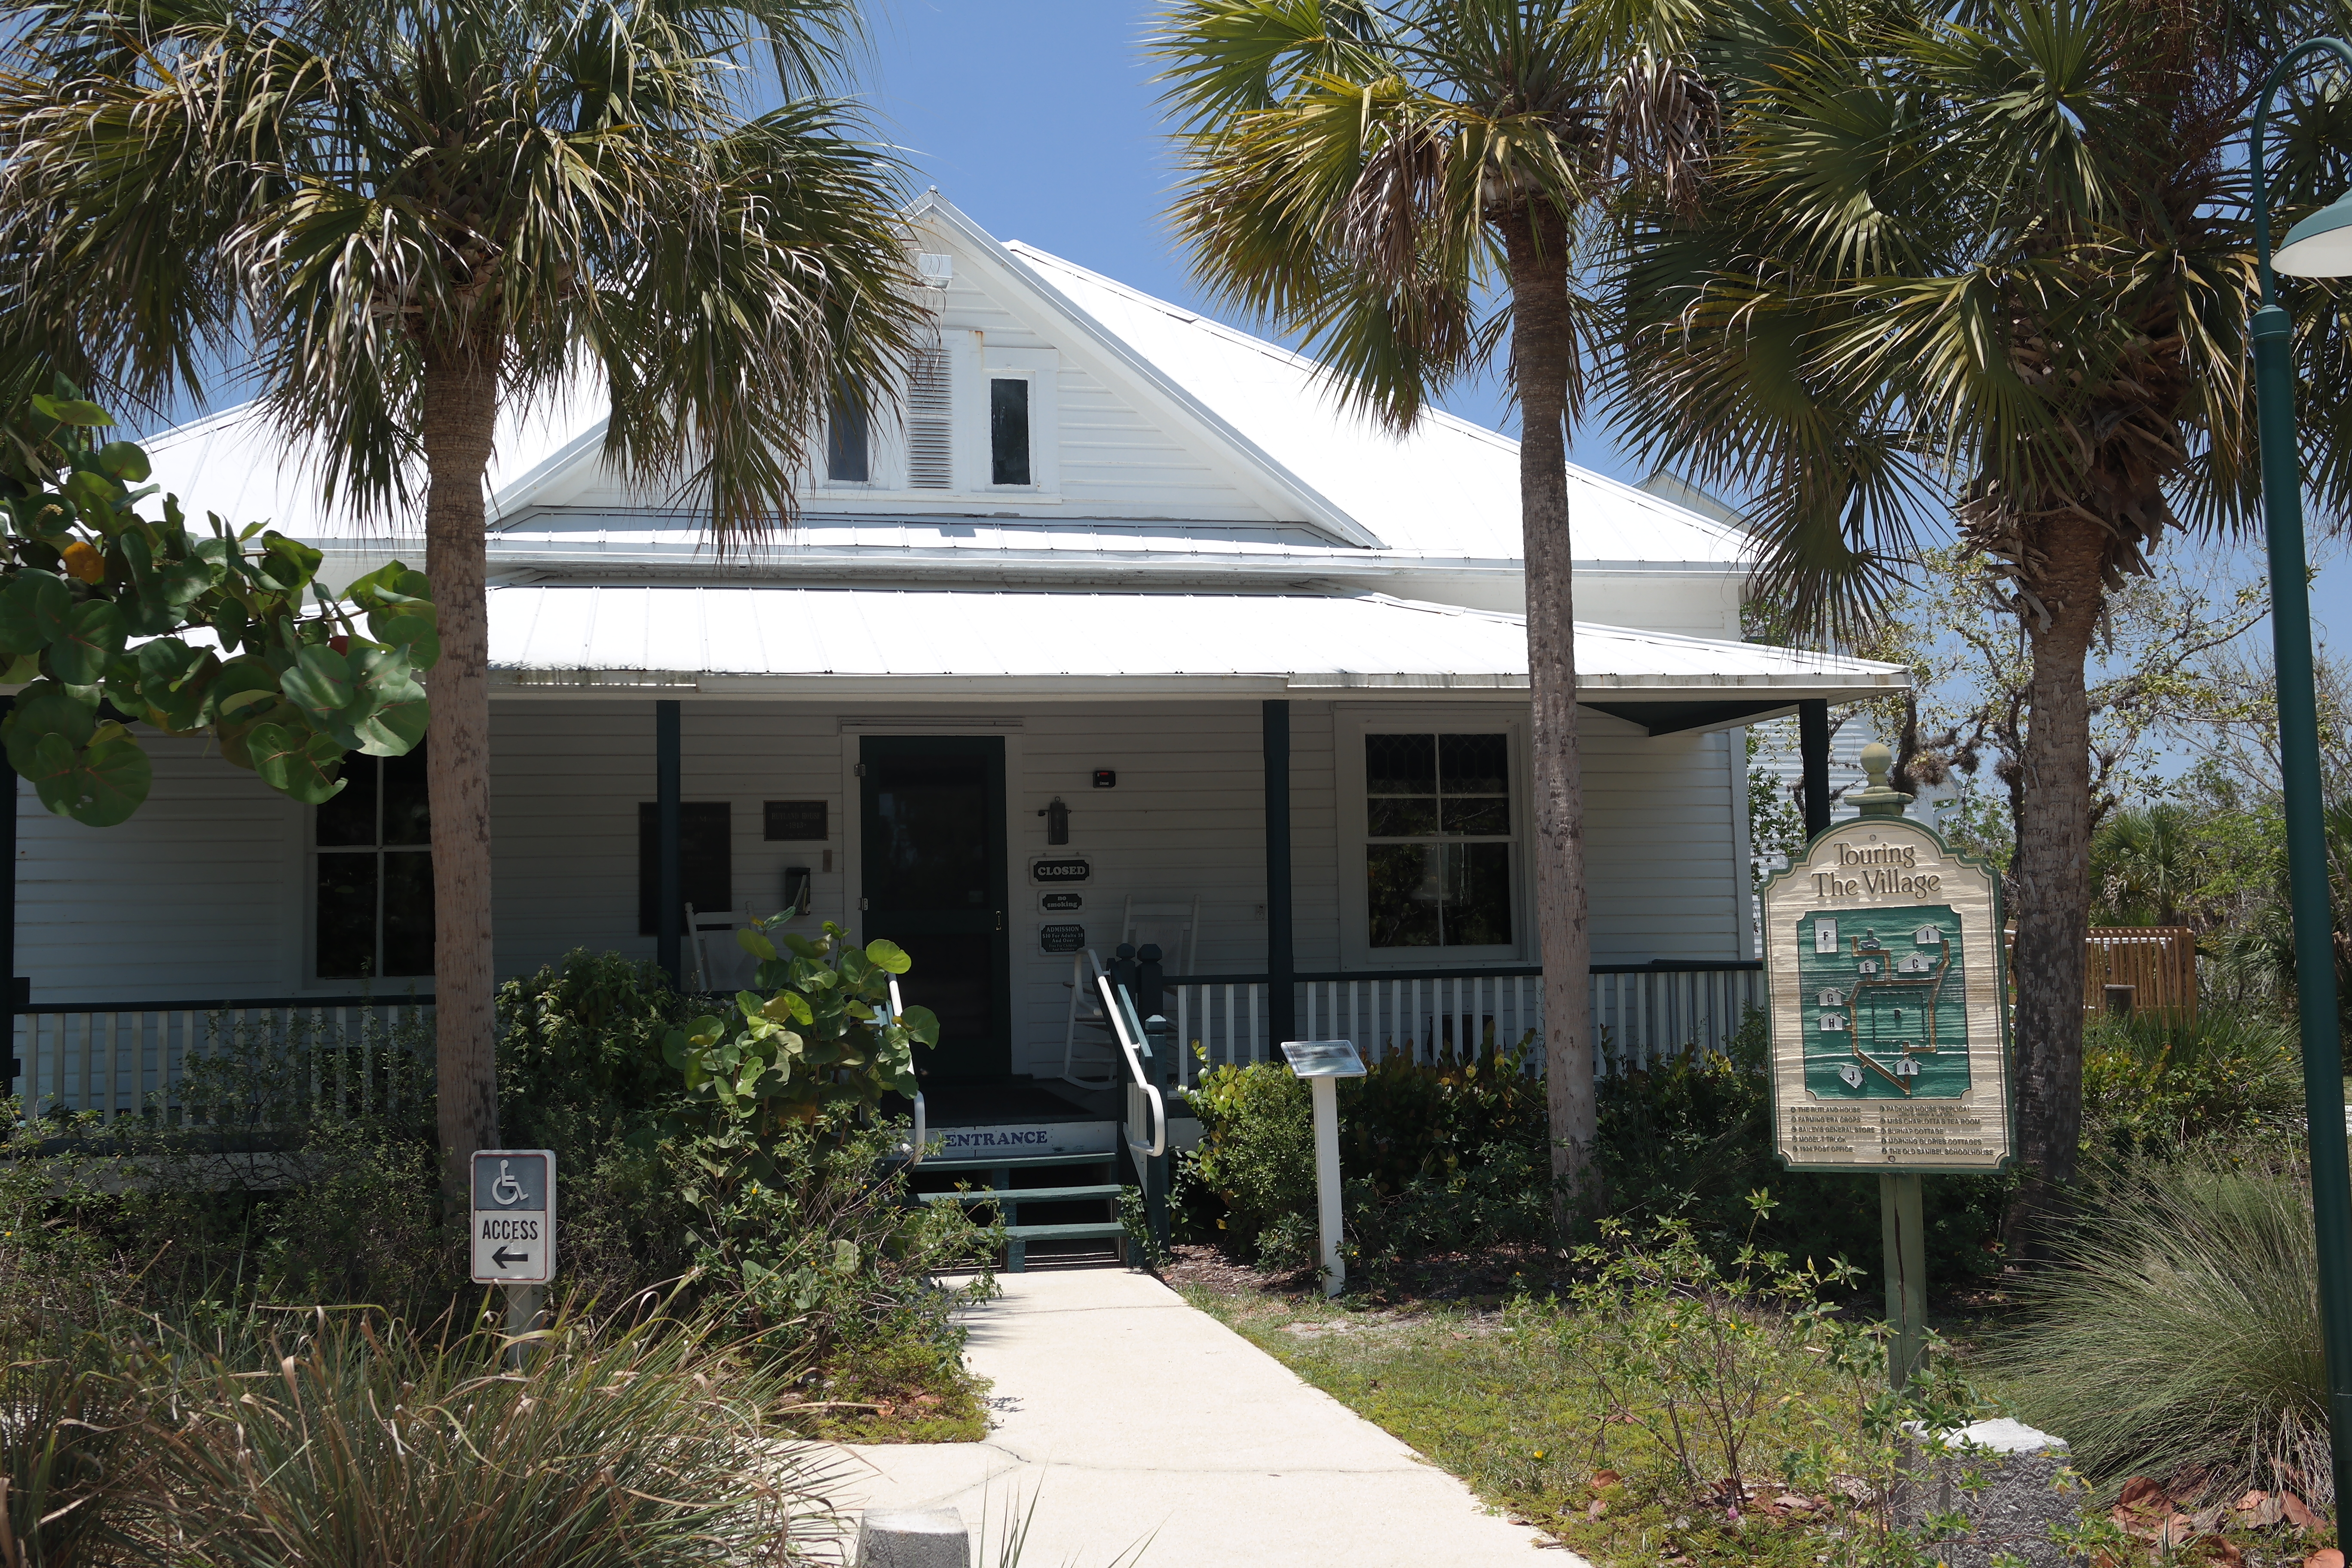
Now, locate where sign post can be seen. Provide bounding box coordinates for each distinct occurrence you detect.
[1760,744,2011,1388]
[472,1149,557,1366]
[1280,1040,1366,1298]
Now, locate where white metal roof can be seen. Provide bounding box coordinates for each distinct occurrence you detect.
[487,585,1904,703]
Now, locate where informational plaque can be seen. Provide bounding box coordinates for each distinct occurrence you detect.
[1763,814,2012,1173]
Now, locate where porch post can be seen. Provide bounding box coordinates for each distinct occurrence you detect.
[0,696,15,1094]
[1263,699,1295,1044]
[657,699,683,986]
[1798,698,1832,839]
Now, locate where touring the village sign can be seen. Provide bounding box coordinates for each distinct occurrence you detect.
[1761,744,2014,1175]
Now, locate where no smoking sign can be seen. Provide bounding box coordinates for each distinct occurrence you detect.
[471,1149,557,1285]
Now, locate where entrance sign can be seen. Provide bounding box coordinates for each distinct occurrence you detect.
[471,1149,557,1285]
[1762,762,2012,1175]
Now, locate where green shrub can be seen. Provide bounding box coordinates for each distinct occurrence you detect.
[119,1304,846,1567]
[2080,1004,2306,1159]
[1186,1044,1551,1268]
[1993,1152,2330,1503]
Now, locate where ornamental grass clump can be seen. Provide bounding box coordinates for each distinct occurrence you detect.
[122,1302,844,1567]
[1993,1152,2328,1504]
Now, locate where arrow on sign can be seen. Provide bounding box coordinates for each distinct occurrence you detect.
[491,1246,531,1269]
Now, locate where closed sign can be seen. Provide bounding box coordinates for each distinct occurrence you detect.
[1032,858,1091,883]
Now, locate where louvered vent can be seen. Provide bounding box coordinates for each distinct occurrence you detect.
[906,349,952,490]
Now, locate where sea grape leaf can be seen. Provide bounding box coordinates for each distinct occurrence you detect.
[864,938,912,975]
[3,679,98,775]
[0,571,67,655]
[246,721,346,804]
[46,598,126,686]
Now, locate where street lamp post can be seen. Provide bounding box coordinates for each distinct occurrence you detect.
[2251,35,2352,1512]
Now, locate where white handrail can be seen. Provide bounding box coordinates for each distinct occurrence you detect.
[1095,972,1166,1161]
[886,977,926,1167]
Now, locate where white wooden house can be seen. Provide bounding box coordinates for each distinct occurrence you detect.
[6,194,1903,1212]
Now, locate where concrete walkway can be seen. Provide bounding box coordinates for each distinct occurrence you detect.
[836,1269,1583,1567]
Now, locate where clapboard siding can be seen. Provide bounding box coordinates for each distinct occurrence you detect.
[12,703,1746,1071]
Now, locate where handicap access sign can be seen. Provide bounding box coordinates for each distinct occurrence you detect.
[470,1149,556,1285]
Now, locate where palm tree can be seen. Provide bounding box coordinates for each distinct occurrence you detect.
[1611,0,2352,1243]
[1154,0,1713,1212]
[2092,803,2199,928]
[0,0,925,1203]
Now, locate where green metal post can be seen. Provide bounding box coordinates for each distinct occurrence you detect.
[2251,40,2352,1509]
[1880,1173,1928,1389]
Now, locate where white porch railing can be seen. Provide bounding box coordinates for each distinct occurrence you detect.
[1170,962,1765,1087]
[9,996,435,1123]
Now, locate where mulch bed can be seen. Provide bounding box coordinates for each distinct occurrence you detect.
[1158,1240,1568,1307]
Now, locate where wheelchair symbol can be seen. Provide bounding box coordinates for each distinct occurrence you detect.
[491,1160,525,1207]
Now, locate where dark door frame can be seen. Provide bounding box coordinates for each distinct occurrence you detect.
[857,734,1012,1081]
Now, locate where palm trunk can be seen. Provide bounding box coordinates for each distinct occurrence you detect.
[1501,206,1596,1228]
[2003,522,2104,1255]
[420,342,501,1210]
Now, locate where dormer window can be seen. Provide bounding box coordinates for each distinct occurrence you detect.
[990,377,1032,486]
[825,391,869,483]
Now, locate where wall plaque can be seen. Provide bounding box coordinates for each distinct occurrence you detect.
[1040,891,1084,913]
[1039,923,1087,954]
[1762,768,2012,1175]
[1031,857,1091,883]
[763,800,828,842]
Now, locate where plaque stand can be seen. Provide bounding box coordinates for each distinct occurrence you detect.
[1879,1172,1927,1387]
[1850,747,1930,1390]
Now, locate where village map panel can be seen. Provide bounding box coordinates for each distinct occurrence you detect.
[1764,816,2013,1174]
[1796,905,1968,1100]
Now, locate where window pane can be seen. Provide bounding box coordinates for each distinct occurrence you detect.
[1441,796,1510,836]
[1368,797,1439,837]
[1365,734,1436,796]
[865,755,989,911]
[381,851,436,976]
[826,391,870,483]
[1367,843,1442,948]
[382,743,430,847]
[316,757,378,847]
[1439,733,1509,795]
[990,378,1031,486]
[315,853,379,978]
[637,803,733,936]
[1442,842,1513,946]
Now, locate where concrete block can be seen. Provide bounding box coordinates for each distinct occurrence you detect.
[1894,1418,2083,1568]
[856,1507,970,1568]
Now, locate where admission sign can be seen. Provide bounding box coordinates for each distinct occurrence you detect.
[1762,747,2014,1175]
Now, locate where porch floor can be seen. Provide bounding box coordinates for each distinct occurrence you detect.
[834,1269,1579,1566]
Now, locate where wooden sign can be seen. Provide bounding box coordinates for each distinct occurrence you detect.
[1763,809,2012,1174]
[1031,857,1091,883]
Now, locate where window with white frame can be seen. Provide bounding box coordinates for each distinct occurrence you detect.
[825,389,870,483]
[989,375,1032,486]
[314,747,433,978]
[1363,732,1515,949]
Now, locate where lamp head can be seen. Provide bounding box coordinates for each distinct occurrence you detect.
[2275,188,2352,277]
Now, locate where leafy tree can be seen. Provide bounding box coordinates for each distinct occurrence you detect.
[0,0,926,1202]
[0,388,435,824]
[1611,0,2352,1243]
[1154,0,1714,1210]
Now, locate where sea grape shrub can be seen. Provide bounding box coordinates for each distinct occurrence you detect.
[0,386,438,824]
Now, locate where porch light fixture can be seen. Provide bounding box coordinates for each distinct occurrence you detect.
[2249,35,2352,1506]
[1039,796,1070,845]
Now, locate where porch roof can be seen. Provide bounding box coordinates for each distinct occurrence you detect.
[487,586,1905,713]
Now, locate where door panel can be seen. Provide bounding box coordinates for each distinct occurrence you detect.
[860,736,1010,1081]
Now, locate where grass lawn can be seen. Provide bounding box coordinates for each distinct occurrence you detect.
[1169,1245,2329,1568]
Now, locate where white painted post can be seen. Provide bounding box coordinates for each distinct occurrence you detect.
[1312,1074,1343,1297]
